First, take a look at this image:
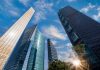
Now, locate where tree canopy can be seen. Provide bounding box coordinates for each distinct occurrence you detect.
[48,60,70,70]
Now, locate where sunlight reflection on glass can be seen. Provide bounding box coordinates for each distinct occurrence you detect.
[9,31,15,38]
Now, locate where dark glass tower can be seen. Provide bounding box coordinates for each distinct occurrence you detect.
[48,39,58,62]
[58,6,100,70]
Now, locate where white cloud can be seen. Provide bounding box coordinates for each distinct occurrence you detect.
[0,0,20,17]
[57,42,78,62]
[58,50,76,62]
[97,7,100,11]
[34,11,46,24]
[33,0,53,24]
[58,51,69,62]
[4,0,13,7]
[55,45,66,49]
[93,14,100,21]
[9,10,20,16]
[19,0,30,6]
[80,3,96,13]
[93,7,100,21]
[67,0,77,2]
[66,43,72,47]
[42,25,67,40]
[52,40,58,45]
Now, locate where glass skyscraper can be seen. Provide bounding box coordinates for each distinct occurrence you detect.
[34,30,45,70]
[4,25,36,70]
[48,39,58,62]
[58,6,100,70]
[22,28,46,70]
[0,6,48,70]
[0,7,35,70]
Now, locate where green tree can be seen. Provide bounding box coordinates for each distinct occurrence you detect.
[73,44,89,70]
[74,44,85,54]
[48,60,70,70]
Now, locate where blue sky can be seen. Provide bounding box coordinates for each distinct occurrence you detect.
[0,0,100,62]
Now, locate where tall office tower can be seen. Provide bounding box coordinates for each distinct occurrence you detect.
[4,25,37,70]
[0,7,35,70]
[22,28,46,70]
[58,6,100,70]
[48,39,58,62]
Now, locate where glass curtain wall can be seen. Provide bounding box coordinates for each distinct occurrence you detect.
[0,7,35,70]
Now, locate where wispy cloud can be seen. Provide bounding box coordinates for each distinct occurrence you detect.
[93,6,100,21]
[0,0,20,17]
[97,7,100,11]
[33,0,53,24]
[66,42,72,47]
[58,49,76,62]
[9,10,20,16]
[51,40,58,45]
[80,3,96,13]
[0,0,21,35]
[58,51,70,62]
[66,0,77,2]
[42,25,67,40]
[93,14,100,21]
[80,3,100,21]
[19,0,30,6]
[51,40,68,47]
[34,11,46,24]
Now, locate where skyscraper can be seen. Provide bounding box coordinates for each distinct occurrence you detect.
[4,25,37,70]
[48,39,58,62]
[34,29,46,70]
[22,28,46,70]
[58,6,100,69]
[0,7,35,70]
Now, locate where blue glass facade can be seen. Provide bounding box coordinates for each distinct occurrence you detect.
[4,25,36,70]
[34,30,45,70]
[0,8,35,70]
[22,28,46,70]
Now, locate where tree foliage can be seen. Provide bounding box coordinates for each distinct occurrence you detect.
[73,44,89,70]
[48,60,70,70]
[74,44,85,54]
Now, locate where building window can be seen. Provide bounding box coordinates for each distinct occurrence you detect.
[61,16,64,21]
[67,25,72,32]
[71,32,79,42]
[65,24,72,32]
[64,20,68,26]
